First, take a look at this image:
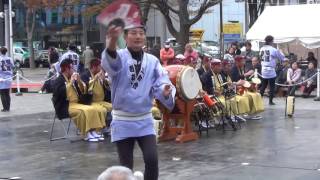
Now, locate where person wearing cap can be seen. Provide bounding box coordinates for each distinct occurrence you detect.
[235,56,264,120]
[173,54,185,65]
[231,56,247,82]
[55,44,81,73]
[200,58,215,95]
[0,47,14,112]
[160,42,175,66]
[259,35,285,105]
[184,43,199,65]
[82,46,94,69]
[210,59,240,122]
[52,58,106,142]
[184,55,198,68]
[222,60,232,78]
[102,19,175,180]
[229,56,251,116]
[197,54,211,78]
[211,59,229,96]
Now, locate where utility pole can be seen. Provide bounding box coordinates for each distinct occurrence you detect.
[244,0,249,35]
[3,0,12,57]
[219,0,224,60]
[8,0,12,57]
[4,1,9,50]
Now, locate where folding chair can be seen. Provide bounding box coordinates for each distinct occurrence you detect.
[49,113,72,142]
[49,98,72,142]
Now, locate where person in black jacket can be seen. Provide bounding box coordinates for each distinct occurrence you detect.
[48,47,60,65]
[52,59,73,120]
[231,55,246,82]
[197,55,211,77]
[197,55,213,94]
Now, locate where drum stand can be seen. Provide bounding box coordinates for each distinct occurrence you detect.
[193,99,214,137]
[215,95,240,132]
[157,98,199,143]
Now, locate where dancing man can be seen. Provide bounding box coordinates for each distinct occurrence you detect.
[259,35,285,105]
[101,21,176,180]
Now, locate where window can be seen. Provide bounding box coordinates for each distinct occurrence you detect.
[15,49,22,54]
[299,0,307,4]
[52,12,58,24]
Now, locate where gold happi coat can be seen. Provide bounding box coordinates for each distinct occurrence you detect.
[65,76,106,135]
[212,72,250,115]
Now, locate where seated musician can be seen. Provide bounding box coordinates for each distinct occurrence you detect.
[197,54,211,78]
[286,61,302,96]
[184,56,198,69]
[52,58,106,142]
[200,57,214,95]
[232,56,264,119]
[211,59,239,117]
[81,58,112,112]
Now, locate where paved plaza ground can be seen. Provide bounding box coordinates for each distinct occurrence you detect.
[0,68,320,180]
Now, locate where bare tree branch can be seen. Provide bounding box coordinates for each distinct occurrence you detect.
[154,0,178,37]
[189,0,220,25]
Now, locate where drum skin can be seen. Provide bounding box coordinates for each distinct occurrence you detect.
[165,65,201,101]
[165,65,184,87]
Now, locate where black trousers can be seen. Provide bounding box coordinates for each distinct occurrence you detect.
[260,77,276,103]
[0,89,10,110]
[115,135,158,180]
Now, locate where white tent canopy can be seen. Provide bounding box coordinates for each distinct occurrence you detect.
[246,4,320,49]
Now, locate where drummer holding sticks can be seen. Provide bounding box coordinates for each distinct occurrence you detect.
[230,56,264,120]
[209,59,243,117]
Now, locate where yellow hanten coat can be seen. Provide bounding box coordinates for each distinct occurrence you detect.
[89,78,112,112]
[65,77,106,135]
[88,74,162,120]
[212,72,250,115]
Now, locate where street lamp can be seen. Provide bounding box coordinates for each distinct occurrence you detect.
[0,0,14,57]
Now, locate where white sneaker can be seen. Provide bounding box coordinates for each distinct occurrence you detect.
[236,116,246,122]
[90,131,105,141]
[84,132,99,142]
[250,115,262,120]
[208,120,215,128]
[134,171,144,180]
[200,121,209,128]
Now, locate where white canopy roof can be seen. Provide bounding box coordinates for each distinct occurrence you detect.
[246,4,320,49]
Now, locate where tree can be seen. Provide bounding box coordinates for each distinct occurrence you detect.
[75,0,152,48]
[248,0,267,28]
[22,0,61,68]
[248,0,283,28]
[21,0,152,68]
[151,0,221,53]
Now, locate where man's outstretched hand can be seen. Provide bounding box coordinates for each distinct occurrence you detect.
[163,84,172,99]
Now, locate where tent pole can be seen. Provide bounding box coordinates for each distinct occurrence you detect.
[315,68,320,101]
